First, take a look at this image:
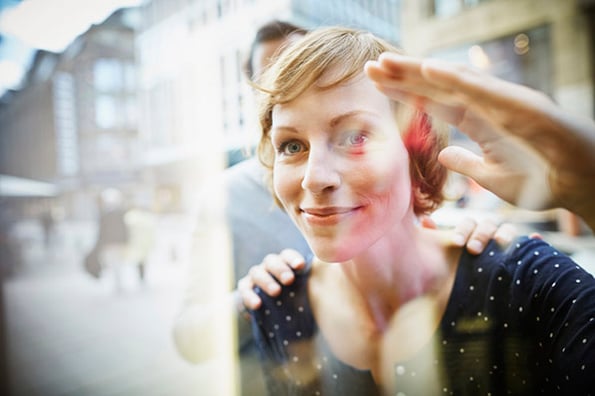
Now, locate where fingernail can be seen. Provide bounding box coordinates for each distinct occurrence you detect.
[291,258,304,267]
[468,240,483,254]
[280,272,294,284]
[267,283,280,294]
[498,233,513,245]
[249,296,260,307]
[452,234,466,246]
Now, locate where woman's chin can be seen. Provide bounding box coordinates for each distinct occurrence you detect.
[311,245,355,263]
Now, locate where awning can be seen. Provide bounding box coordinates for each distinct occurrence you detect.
[0,174,59,197]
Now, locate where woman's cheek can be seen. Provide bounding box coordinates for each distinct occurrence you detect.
[273,165,298,207]
[358,151,408,196]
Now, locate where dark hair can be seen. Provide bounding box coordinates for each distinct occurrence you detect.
[243,20,307,80]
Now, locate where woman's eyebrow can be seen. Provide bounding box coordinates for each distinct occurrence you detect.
[271,110,380,134]
[329,110,378,128]
[270,125,300,137]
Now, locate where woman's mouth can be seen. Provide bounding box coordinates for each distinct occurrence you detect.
[300,206,362,226]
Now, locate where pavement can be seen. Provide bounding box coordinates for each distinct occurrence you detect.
[2,217,232,396]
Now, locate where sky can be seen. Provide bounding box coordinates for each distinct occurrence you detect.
[0,0,142,97]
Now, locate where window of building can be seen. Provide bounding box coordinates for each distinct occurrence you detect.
[95,95,117,129]
[291,0,401,44]
[53,72,79,176]
[125,96,138,129]
[429,25,552,140]
[94,58,123,93]
[432,0,491,17]
[217,0,232,18]
[124,62,137,92]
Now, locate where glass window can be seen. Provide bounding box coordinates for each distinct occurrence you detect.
[125,96,138,129]
[433,0,462,17]
[124,62,137,92]
[429,25,552,143]
[433,0,491,17]
[96,95,117,129]
[94,59,123,92]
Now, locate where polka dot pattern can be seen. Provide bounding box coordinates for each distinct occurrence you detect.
[250,237,595,395]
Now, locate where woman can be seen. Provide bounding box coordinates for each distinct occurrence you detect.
[244,27,595,395]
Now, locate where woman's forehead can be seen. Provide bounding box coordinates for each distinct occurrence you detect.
[272,76,393,122]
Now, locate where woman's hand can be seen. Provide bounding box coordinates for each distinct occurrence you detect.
[365,53,595,230]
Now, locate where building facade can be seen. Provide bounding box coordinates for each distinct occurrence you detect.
[0,8,139,220]
[290,0,402,43]
[2,0,592,220]
[400,0,594,118]
[135,0,292,212]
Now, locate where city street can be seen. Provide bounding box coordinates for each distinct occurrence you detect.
[3,217,224,396]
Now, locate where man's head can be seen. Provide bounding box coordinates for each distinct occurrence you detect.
[244,20,307,82]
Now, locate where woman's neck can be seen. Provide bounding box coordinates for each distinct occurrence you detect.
[340,215,451,330]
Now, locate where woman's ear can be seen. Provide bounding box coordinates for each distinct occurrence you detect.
[411,184,435,217]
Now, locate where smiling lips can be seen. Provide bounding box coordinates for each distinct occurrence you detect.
[300,206,362,226]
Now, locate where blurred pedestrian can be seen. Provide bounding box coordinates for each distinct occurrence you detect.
[39,209,55,248]
[124,204,156,284]
[82,189,128,289]
[94,188,129,291]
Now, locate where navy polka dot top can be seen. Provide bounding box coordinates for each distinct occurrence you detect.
[250,237,595,395]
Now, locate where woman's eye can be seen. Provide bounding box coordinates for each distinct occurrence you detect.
[279,141,303,155]
[344,132,368,146]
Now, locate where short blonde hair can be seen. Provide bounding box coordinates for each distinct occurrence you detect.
[256,26,448,215]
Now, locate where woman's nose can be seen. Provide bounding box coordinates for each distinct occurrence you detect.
[301,147,341,194]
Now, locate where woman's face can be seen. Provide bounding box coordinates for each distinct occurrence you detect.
[270,73,413,262]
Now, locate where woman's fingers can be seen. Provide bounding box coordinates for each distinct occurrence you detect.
[371,53,564,146]
[438,146,485,179]
[366,57,479,128]
[366,53,463,105]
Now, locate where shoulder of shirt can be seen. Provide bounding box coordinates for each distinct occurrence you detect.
[223,157,264,182]
[195,158,264,193]
[467,235,584,280]
[460,236,543,271]
[189,158,265,205]
[470,236,553,261]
